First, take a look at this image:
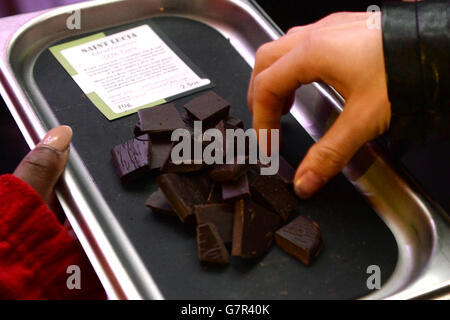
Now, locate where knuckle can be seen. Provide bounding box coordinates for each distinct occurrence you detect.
[310,144,348,171]
[23,147,62,174]
[255,42,272,61]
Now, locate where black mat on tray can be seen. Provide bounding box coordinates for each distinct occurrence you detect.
[33,16,397,299]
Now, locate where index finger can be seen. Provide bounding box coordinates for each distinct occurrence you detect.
[252,40,322,134]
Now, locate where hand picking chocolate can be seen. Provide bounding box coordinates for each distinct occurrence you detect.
[111,90,323,266]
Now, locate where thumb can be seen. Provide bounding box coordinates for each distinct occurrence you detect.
[14,126,73,202]
[293,99,376,198]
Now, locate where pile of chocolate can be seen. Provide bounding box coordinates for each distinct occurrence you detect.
[111,91,323,266]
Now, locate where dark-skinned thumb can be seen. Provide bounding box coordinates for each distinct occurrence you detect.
[13,126,72,203]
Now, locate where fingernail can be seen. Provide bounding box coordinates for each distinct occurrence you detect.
[39,126,73,152]
[294,170,323,198]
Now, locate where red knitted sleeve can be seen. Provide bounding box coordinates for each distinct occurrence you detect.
[0,174,106,300]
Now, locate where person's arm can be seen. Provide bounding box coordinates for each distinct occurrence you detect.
[0,126,105,299]
[382,0,449,153]
[248,2,449,199]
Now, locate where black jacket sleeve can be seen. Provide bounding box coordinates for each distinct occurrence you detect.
[382,0,449,154]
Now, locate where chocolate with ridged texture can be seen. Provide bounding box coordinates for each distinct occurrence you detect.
[195,203,233,243]
[111,135,151,184]
[278,156,295,184]
[275,216,323,266]
[183,91,230,127]
[197,223,229,264]
[232,199,281,258]
[157,173,208,223]
[221,173,250,202]
[250,174,297,221]
[145,188,176,216]
[138,103,185,135]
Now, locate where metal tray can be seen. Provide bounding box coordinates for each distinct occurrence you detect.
[0,0,448,299]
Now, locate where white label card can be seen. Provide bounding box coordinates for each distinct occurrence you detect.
[51,25,211,120]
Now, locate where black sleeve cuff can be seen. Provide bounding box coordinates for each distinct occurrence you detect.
[381,0,449,155]
[382,0,449,116]
[382,1,423,115]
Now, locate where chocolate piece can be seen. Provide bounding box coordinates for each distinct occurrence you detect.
[149,136,172,170]
[138,103,185,135]
[232,199,281,258]
[221,174,250,201]
[250,175,297,221]
[197,223,229,264]
[161,142,203,173]
[195,203,233,243]
[111,135,151,183]
[145,188,176,216]
[275,216,323,266]
[225,116,244,129]
[183,91,230,126]
[181,112,195,134]
[207,183,222,203]
[134,123,145,137]
[157,173,208,223]
[278,156,295,184]
[209,161,250,182]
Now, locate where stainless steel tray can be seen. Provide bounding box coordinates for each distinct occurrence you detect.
[0,0,448,300]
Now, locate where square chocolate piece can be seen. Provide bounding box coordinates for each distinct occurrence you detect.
[111,135,151,184]
[195,203,233,243]
[275,216,323,266]
[183,91,230,126]
[231,199,281,258]
[138,103,185,135]
[197,223,229,264]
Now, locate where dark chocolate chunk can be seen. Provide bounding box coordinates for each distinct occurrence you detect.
[250,175,297,221]
[111,135,151,183]
[195,203,233,243]
[207,183,222,203]
[278,156,295,184]
[161,141,203,173]
[138,103,185,135]
[231,199,281,258]
[209,161,250,182]
[145,188,176,216]
[134,123,145,137]
[197,223,229,264]
[221,173,250,201]
[183,91,230,126]
[225,116,244,129]
[150,136,172,170]
[275,216,323,266]
[157,173,208,223]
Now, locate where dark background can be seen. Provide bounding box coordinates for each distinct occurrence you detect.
[0,0,448,216]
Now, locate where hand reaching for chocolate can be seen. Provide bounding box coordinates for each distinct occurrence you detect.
[248,12,391,199]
